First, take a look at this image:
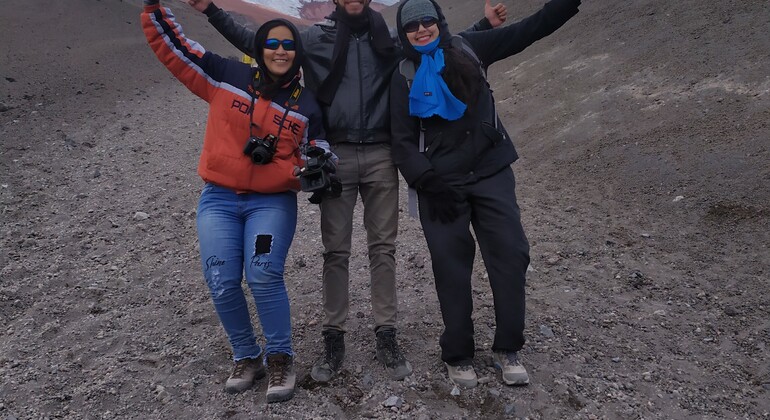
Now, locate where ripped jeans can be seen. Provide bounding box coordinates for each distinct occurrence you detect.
[196,183,297,360]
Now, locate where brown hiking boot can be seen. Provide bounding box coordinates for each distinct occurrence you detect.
[225,357,265,394]
[266,353,296,403]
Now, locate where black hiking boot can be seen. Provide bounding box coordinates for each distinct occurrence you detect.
[310,329,345,382]
[375,328,412,380]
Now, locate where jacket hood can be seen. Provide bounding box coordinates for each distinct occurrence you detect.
[253,19,304,87]
[396,0,452,62]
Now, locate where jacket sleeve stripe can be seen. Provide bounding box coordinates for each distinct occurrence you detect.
[150,8,205,64]
[143,5,217,102]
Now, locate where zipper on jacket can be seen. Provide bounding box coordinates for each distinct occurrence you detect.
[355,35,364,138]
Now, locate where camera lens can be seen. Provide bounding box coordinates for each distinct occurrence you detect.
[252,148,269,164]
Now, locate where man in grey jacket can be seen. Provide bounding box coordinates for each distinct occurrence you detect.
[187,0,508,383]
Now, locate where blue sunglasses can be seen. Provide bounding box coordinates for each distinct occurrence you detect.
[264,38,296,51]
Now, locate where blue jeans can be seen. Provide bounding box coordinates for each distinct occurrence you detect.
[196,183,297,360]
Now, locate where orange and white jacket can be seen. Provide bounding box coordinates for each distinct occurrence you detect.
[142,3,330,193]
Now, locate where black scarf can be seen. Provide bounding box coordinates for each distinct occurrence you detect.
[316,6,396,105]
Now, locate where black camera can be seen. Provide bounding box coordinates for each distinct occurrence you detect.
[299,149,333,193]
[243,134,278,165]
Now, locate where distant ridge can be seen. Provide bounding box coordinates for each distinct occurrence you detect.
[214,0,312,26]
[216,0,397,26]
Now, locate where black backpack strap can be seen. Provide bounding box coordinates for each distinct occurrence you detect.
[451,35,486,78]
[451,35,500,130]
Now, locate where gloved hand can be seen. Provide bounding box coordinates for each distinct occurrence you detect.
[305,146,337,174]
[415,171,462,224]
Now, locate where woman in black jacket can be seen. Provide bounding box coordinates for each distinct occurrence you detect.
[390,0,581,388]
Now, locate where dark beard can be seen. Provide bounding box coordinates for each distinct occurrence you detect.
[335,6,370,34]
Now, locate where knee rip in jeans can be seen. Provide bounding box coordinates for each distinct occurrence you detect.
[249,234,274,271]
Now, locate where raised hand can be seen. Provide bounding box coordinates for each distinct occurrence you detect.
[187,0,213,13]
[485,0,509,28]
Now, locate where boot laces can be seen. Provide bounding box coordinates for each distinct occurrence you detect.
[268,354,291,387]
[378,330,404,363]
[231,358,252,378]
[504,352,521,366]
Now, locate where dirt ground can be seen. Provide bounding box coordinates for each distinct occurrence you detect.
[1,0,768,419]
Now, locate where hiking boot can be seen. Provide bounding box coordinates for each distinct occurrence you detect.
[266,353,296,403]
[224,356,265,394]
[493,351,530,385]
[375,328,413,380]
[310,330,345,382]
[445,362,477,388]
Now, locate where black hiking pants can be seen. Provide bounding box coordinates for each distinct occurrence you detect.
[418,167,530,365]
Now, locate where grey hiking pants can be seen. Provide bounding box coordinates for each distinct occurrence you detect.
[319,142,399,332]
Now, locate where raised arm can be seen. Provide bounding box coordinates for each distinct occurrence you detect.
[189,0,258,57]
[142,0,225,102]
[462,0,580,67]
[464,0,509,32]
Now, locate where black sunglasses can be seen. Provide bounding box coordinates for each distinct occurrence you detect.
[264,38,296,51]
[403,16,438,33]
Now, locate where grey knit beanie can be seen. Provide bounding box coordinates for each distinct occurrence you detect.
[401,0,438,25]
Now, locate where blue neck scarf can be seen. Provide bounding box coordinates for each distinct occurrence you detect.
[408,38,467,121]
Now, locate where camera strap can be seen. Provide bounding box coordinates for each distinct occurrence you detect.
[274,80,303,139]
[248,69,303,140]
[248,69,263,140]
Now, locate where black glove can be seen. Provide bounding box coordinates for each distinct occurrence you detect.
[305,146,336,174]
[415,171,462,224]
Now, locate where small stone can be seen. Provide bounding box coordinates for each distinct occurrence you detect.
[504,404,516,416]
[673,195,685,202]
[612,357,621,363]
[539,325,555,338]
[134,211,150,221]
[450,385,461,396]
[653,310,666,316]
[361,373,373,388]
[723,307,739,316]
[489,389,501,397]
[382,396,402,408]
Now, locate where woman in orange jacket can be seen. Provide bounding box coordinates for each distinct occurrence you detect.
[142,0,335,403]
